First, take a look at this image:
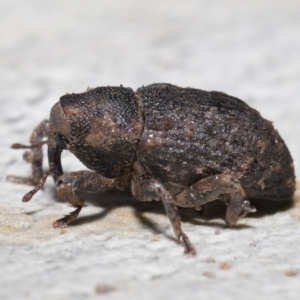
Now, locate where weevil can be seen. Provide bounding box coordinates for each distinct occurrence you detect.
[7,83,295,255]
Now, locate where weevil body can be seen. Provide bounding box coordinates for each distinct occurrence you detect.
[8,83,295,255]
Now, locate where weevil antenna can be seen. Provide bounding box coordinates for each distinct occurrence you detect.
[22,163,55,202]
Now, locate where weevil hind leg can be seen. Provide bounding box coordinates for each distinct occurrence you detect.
[7,119,49,185]
[175,174,256,226]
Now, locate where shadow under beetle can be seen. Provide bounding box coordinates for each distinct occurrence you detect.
[8,83,295,255]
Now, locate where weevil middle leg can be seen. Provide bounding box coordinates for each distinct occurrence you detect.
[131,164,197,256]
[7,119,49,185]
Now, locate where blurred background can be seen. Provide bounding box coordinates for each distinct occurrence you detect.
[1,0,299,299]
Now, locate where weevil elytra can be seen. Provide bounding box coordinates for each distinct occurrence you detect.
[7,83,295,255]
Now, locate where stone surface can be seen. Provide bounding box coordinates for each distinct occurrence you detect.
[0,0,299,299]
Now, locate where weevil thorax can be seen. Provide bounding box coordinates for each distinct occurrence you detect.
[50,86,143,189]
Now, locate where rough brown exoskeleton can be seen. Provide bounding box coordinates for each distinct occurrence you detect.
[7,83,295,255]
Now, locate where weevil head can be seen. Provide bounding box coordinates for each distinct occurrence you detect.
[48,87,143,183]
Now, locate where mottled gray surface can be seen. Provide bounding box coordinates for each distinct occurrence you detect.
[0,0,300,299]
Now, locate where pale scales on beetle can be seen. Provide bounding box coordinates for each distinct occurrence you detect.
[7,83,295,255]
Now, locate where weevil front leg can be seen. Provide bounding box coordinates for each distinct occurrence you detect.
[53,171,116,228]
[175,174,256,226]
[131,170,197,256]
[7,119,49,185]
[53,205,83,228]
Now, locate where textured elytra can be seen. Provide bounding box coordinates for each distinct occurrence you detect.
[136,84,295,201]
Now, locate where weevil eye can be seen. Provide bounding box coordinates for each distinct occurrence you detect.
[55,134,69,149]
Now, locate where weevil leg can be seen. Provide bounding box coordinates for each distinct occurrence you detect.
[53,205,82,228]
[7,119,49,185]
[53,171,116,227]
[158,184,197,256]
[175,174,256,226]
[131,173,197,256]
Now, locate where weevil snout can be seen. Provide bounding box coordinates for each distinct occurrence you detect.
[48,101,73,182]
